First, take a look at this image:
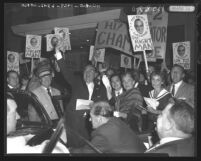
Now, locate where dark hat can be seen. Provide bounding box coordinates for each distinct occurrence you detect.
[37,63,52,78]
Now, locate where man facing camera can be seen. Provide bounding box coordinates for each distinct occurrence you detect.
[70,101,146,153]
[168,64,194,108]
[146,99,195,156]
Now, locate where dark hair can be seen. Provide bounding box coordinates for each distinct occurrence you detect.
[110,73,121,82]
[121,71,135,82]
[91,101,113,118]
[132,69,140,82]
[168,99,194,134]
[171,64,185,74]
[150,71,166,87]
[7,70,19,78]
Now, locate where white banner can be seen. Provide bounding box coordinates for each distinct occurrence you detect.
[120,54,132,69]
[128,14,154,52]
[137,7,168,59]
[172,41,190,69]
[7,51,20,73]
[25,35,41,58]
[54,27,71,52]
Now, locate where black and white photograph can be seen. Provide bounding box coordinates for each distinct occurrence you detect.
[4,2,199,157]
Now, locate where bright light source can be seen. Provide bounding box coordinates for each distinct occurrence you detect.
[168,5,195,12]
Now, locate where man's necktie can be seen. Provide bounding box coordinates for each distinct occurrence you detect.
[47,88,63,118]
[171,84,175,97]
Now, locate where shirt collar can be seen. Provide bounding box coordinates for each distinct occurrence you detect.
[86,82,94,87]
[8,84,14,89]
[115,88,123,95]
[134,82,139,88]
[160,137,183,145]
[42,86,51,91]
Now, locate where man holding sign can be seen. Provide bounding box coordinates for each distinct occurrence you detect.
[54,49,110,148]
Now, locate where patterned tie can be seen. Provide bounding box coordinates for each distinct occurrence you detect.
[47,88,63,118]
[171,85,175,97]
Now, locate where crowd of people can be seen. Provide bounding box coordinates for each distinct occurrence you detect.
[6,48,195,156]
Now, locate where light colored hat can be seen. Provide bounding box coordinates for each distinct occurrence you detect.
[37,63,52,78]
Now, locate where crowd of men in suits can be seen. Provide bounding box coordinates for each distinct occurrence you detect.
[6,49,195,156]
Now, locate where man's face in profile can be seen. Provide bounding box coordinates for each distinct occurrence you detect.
[8,54,15,63]
[30,38,38,47]
[134,19,144,34]
[177,45,185,57]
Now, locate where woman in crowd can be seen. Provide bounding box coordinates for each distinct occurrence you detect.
[145,71,172,145]
[114,71,143,133]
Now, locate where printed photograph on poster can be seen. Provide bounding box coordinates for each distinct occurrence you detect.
[7,51,20,73]
[127,15,154,52]
[46,34,62,52]
[172,41,190,69]
[89,46,105,63]
[54,27,71,51]
[25,35,41,58]
[93,48,105,63]
[120,54,132,69]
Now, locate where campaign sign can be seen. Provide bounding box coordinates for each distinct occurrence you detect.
[25,35,41,58]
[95,20,133,55]
[137,7,168,59]
[89,46,105,63]
[7,51,20,73]
[120,54,132,69]
[172,41,190,69]
[54,27,71,51]
[46,34,62,52]
[128,15,154,52]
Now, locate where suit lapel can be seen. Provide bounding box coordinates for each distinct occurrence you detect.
[175,82,185,97]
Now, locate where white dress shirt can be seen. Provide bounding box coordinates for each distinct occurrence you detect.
[171,80,183,96]
[114,88,123,97]
[86,82,94,100]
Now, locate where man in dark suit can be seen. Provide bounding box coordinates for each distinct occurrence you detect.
[146,99,195,156]
[70,101,146,153]
[167,64,194,108]
[54,50,109,148]
[109,73,124,107]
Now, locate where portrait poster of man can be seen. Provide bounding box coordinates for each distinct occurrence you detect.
[127,15,154,52]
[46,34,62,52]
[7,51,20,73]
[172,41,190,69]
[25,35,41,58]
[54,27,71,51]
[89,45,105,63]
[120,54,132,69]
